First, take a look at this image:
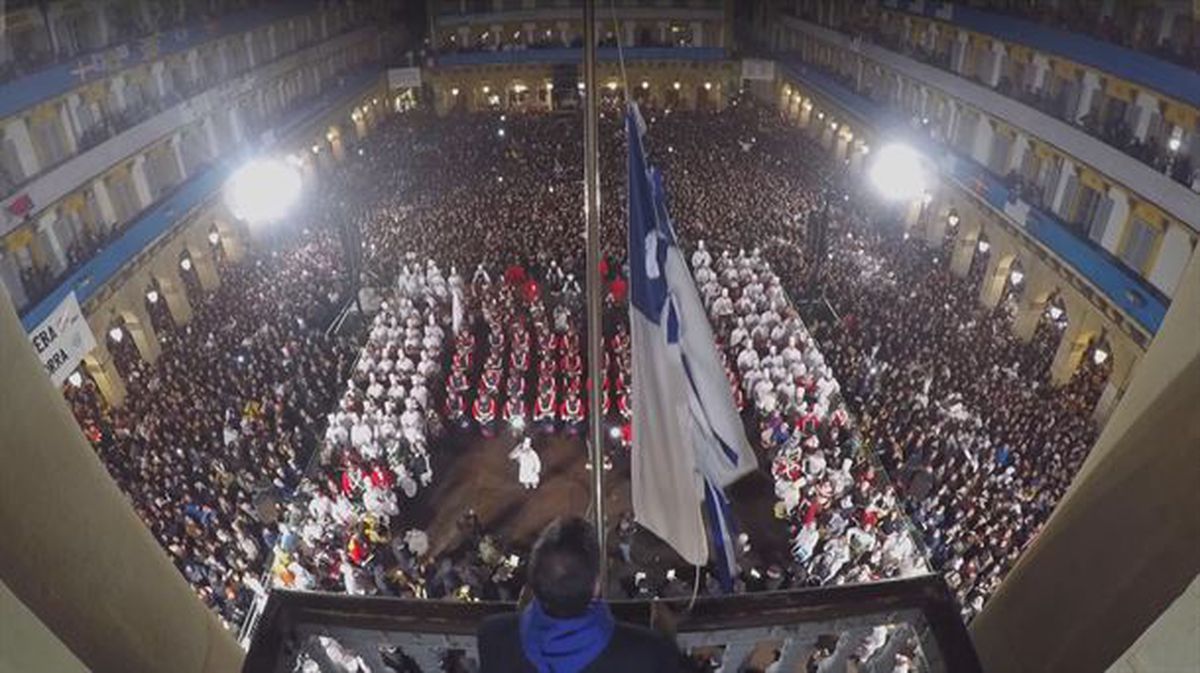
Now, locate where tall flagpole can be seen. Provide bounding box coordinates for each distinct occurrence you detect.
[582,0,607,591]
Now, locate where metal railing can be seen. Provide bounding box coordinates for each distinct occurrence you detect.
[243,575,980,672]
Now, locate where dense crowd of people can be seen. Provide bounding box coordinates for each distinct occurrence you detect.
[57,89,1113,638]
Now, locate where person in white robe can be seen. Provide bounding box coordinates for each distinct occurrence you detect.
[509,437,542,489]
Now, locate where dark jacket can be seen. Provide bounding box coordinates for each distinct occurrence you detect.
[477,613,680,673]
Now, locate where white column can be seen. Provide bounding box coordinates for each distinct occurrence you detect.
[227,107,244,144]
[266,25,278,60]
[109,75,127,112]
[1050,160,1077,213]
[243,33,257,69]
[202,117,219,158]
[986,42,1006,88]
[57,103,78,155]
[624,20,635,47]
[971,117,994,165]
[37,212,67,273]
[130,156,153,208]
[186,49,201,85]
[951,31,969,73]
[691,21,704,47]
[1075,70,1101,122]
[91,179,118,226]
[1098,188,1129,254]
[169,134,188,180]
[1130,91,1159,142]
[3,119,42,178]
[64,94,85,139]
[1031,54,1049,92]
[150,62,169,97]
[1007,133,1029,173]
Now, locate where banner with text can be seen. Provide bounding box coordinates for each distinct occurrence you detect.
[28,292,96,387]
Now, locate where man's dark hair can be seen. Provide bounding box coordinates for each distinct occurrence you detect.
[528,516,599,618]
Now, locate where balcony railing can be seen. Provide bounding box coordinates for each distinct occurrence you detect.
[433,46,728,67]
[243,575,980,673]
[0,2,320,115]
[17,68,383,331]
[774,60,1170,337]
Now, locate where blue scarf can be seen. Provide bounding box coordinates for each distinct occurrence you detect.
[519,599,615,673]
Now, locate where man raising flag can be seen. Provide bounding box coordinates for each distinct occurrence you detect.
[626,103,757,589]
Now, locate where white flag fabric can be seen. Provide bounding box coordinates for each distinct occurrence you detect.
[626,103,756,579]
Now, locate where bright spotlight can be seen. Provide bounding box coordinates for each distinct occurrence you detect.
[868,143,928,201]
[108,326,124,343]
[497,128,505,138]
[225,158,303,225]
[947,213,960,227]
[704,81,713,91]
[608,426,622,440]
[672,81,681,90]
[67,371,83,388]
[1010,269,1024,285]
[641,80,650,90]
[180,257,193,271]
[208,230,220,245]
[146,289,160,304]
[1092,346,1109,365]
[977,239,990,253]
[1047,305,1063,321]
[1167,136,1182,153]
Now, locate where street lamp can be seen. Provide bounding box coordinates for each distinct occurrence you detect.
[1092,345,1110,365]
[67,371,83,388]
[1010,268,1024,285]
[978,239,990,253]
[146,289,160,304]
[108,326,124,343]
[868,142,928,201]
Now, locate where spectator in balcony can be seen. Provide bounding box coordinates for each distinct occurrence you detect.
[477,516,680,673]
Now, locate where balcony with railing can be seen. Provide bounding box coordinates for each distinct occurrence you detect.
[243,575,980,672]
[0,0,320,89]
[795,1,1200,192]
[736,17,1174,337]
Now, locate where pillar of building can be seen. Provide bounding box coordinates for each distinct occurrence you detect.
[124,302,162,364]
[188,243,220,292]
[243,32,257,69]
[978,249,1013,310]
[3,118,42,179]
[949,218,981,278]
[0,290,244,673]
[37,213,69,274]
[153,258,193,326]
[130,156,154,208]
[1010,273,1055,342]
[83,339,126,408]
[1074,70,1101,123]
[217,218,246,263]
[169,134,188,181]
[56,102,78,156]
[1129,91,1160,143]
[970,251,1200,673]
[923,201,948,248]
[985,42,1006,88]
[1092,336,1139,424]
[90,178,119,227]
[1048,309,1103,386]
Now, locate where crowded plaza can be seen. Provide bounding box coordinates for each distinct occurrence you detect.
[54,92,1112,637]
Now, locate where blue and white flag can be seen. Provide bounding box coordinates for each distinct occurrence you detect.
[626,104,755,588]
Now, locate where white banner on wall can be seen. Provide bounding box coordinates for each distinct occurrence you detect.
[741,59,777,82]
[387,67,422,89]
[28,292,96,387]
